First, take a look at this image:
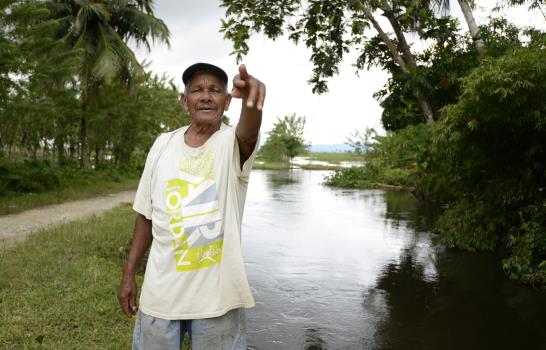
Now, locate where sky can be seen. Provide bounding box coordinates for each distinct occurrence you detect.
[130,1,545,145]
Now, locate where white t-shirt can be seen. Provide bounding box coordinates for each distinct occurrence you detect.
[132,123,259,320]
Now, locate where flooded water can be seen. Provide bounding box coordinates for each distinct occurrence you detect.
[242,170,546,350]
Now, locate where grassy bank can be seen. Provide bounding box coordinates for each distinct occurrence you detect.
[0,205,136,348]
[0,171,139,215]
[303,152,362,164]
[324,126,429,191]
[254,152,360,171]
[0,205,193,349]
[253,161,292,170]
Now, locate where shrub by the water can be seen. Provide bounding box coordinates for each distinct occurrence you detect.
[422,41,546,286]
[324,124,431,189]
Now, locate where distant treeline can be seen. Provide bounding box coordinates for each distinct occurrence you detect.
[0,0,189,171]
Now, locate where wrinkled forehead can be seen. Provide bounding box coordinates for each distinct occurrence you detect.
[185,71,228,91]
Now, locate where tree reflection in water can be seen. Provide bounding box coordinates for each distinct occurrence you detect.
[365,248,546,350]
[366,189,546,350]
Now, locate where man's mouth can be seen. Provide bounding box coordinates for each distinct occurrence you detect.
[197,106,216,112]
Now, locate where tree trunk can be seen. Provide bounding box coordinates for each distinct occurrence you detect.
[95,145,100,168]
[56,135,65,165]
[79,115,88,168]
[358,0,435,124]
[457,0,484,53]
[415,90,435,124]
[69,138,75,162]
[359,2,407,70]
[381,1,417,66]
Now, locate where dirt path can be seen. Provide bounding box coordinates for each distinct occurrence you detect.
[0,190,135,248]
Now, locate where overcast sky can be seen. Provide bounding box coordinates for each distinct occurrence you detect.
[131,1,545,145]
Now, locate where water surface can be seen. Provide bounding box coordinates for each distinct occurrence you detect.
[242,170,546,350]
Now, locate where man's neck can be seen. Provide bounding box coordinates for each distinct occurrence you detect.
[184,121,222,148]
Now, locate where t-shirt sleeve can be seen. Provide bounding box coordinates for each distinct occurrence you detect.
[133,135,163,219]
[233,129,261,178]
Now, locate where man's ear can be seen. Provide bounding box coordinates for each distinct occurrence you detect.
[224,93,232,111]
[180,94,189,112]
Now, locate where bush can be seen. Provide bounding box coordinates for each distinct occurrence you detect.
[0,161,141,196]
[325,124,432,189]
[0,160,62,194]
[422,41,546,286]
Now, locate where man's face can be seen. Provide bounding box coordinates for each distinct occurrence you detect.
[181,72,231,126]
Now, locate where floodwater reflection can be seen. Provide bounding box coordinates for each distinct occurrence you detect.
[242,170,546,350]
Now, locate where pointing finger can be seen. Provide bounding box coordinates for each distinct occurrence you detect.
[246,79,258,108]
[239,64,249,80]
[257,82,266,110]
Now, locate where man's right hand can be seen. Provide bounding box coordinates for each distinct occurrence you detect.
[117,271,138,317]
[117,213,153,317]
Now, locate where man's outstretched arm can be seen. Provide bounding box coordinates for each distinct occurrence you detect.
[232,64,266,165]
[117,213,152,318]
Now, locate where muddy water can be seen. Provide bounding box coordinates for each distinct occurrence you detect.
[242,170,546,350]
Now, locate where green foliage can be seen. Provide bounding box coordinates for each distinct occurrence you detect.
[326,124,432,188]
[0,0,172,169]
[0,0,185,170]
[222,0,454,98]
[434,200,502,251]
[259,114,308,163]
[44,0,171,167]
[46,0,170,83]
[345,127,376,154]
[0,160,61,194]
[221,0,489,128]
[0,160,141,197]
[421,38,546,286]
[377,14,538,131]
[502,202,546,285]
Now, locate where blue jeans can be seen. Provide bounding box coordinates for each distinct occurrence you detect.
[132,308,247,350]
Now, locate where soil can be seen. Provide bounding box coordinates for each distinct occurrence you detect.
[0,190,135,248]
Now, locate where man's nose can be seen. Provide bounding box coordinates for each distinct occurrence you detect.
[199,90,212,101]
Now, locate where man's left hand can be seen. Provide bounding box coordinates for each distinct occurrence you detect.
[231,64,266,110]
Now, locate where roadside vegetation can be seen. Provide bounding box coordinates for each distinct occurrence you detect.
[0,1,190,214]
[222,0,546,287]
[0,163,139,215]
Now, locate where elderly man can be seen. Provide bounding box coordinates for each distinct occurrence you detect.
[118,63,265,350]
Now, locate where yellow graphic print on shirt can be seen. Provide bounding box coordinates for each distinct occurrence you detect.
[164,150,223,272]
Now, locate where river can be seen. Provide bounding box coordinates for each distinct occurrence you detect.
[242,170,546,350]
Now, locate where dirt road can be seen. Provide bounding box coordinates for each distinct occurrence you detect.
[0,190,135,247]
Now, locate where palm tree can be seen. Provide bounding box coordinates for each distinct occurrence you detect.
[47,0,170,168]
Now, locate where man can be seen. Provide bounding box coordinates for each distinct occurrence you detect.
[117,62,265,349]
